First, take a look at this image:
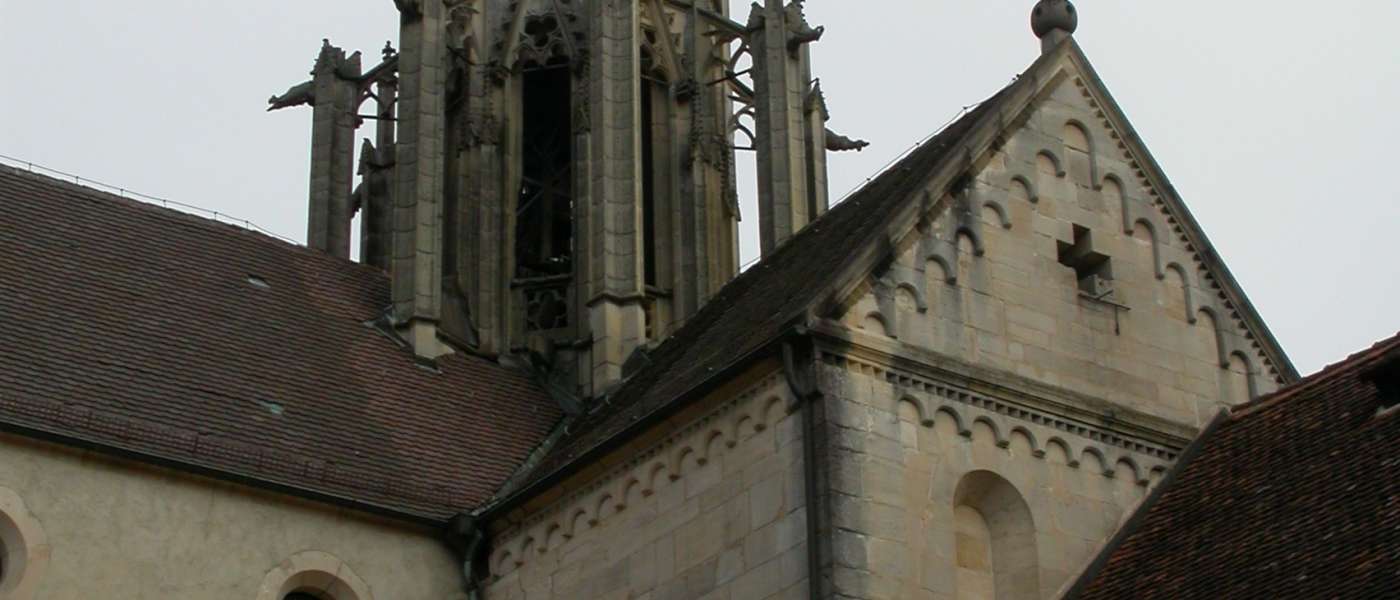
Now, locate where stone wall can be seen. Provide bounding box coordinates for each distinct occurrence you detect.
[485,370,809,599]
[817,59,1280,600]
[0,433,462,600]
[816,353,1176,600]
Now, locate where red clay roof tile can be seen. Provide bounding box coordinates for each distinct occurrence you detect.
[0,165,562,521]
[1072,332,1400,599]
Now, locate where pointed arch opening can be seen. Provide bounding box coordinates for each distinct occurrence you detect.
[954,470,1040,600]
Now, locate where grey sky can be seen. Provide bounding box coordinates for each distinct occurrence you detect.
[2,1,1396,375]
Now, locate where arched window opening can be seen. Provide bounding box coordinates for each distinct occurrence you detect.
[0,488,48,598]
[954,471,1040,600]
[515,66,575,279]
[256,551,373,600]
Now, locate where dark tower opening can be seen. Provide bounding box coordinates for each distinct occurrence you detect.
[516,66,575,279]
[640,47,667,288]
[641,73,659,287]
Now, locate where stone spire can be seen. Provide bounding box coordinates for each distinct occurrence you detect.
[1032,0,1078,54]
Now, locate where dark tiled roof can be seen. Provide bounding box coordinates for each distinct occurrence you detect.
[505,87,1013,501]
[1072,332,1400,600]
[0,165,562,522]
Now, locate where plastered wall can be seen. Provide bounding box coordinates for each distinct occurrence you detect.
[485,371,809,600]
[0,433,463,600]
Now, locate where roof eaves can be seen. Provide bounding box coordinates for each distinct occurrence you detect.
[0,416,446,527]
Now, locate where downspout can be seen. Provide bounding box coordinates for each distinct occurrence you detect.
[783,323,829,600]
[446,513,487,600]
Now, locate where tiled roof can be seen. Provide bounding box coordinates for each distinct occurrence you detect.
[0,165,562,522]
[502,85,1015,502]
[1070,332,1400,599]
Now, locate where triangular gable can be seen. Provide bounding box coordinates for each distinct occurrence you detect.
[832,39,1296,397]
[1061,42,1298,382]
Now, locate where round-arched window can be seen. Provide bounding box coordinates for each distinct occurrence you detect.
[0,487,49,598]
[256,551,374,600]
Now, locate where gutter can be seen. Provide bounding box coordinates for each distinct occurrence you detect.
[1056,407,1232,599]
[782,324,831,600]
[445,513,487,599]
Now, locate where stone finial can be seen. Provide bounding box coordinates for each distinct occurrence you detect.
[1032,0,1078,52]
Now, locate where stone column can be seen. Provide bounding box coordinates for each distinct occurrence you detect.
[751,0,820,256]
[392,0,449,359]
[586,0,648,394]
[307,41,361,260]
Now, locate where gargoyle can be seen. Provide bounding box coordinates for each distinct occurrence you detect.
[785,1,824,54]
[267,80,314,112]
[825,128,869,152]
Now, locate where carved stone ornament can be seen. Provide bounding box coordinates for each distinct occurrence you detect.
[515,12,577,70]
[573,87,592,135]
[446,0,478,53]
[784,1,824,54]
[825,127,869,152]
[464,113,501,147]
[1031,0,1079,39]
[267,80,314,111]
[674,77,700,104]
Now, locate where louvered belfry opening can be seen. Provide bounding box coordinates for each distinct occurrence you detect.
[516,66,575,280]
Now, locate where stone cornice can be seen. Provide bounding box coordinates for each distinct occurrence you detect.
[811,319,1194,459]
[485,371,793,577]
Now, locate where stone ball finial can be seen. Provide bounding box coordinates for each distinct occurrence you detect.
[1031,0,1078,39]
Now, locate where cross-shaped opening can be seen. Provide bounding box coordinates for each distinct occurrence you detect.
[1057,224,1114,298]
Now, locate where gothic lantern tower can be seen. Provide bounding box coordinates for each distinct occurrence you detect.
[270,0,861,398]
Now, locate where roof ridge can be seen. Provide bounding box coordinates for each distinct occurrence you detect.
[1230,331,1400,419]
[0,163,387,279]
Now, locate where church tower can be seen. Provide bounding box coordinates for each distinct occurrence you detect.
[270,0,861,398]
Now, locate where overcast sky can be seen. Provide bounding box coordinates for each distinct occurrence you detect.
[2,1,1397,375]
